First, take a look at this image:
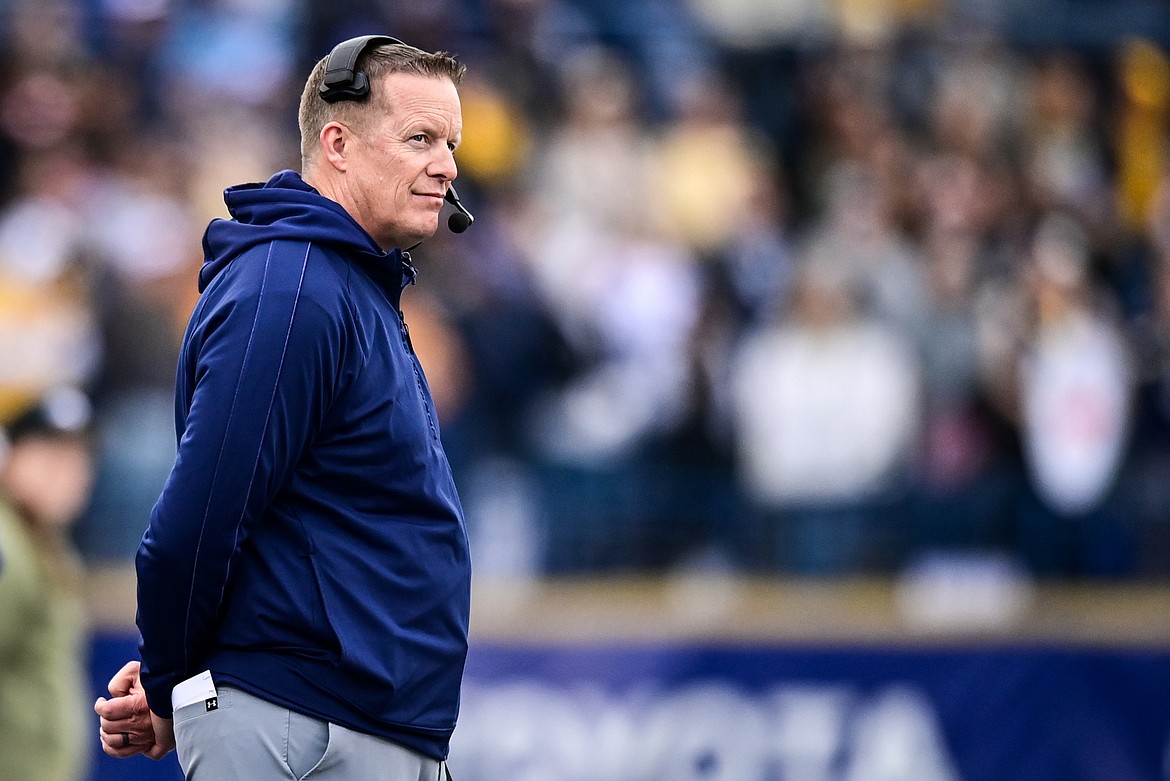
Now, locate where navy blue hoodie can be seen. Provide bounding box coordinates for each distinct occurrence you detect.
[135,170,471,760]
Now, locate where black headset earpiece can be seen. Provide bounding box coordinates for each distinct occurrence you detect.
[318,34,475,235]
[319,35,405,103]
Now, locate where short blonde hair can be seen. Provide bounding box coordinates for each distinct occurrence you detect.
[298,42,466,168]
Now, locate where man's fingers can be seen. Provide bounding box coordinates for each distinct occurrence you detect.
[99,716,152,736]
[106,660,142,698]
[99,727,138,747]
[95,693,147,721]
[99,710,153,730]
[97,699,155,741]
[98,728,149,758]
[101,743,146,759]
[100,727,153,748]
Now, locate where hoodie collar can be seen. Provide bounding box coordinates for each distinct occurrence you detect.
[201,170,415,296]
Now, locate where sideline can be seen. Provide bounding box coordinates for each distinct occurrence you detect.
[86,565,1170,647]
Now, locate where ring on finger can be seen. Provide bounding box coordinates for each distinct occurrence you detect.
[121,732,131,748]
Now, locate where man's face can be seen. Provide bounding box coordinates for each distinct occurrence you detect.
[346,72,462,250]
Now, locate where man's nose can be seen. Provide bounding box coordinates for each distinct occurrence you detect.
[431,147,457,181]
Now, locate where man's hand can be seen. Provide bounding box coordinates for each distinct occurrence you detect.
[148,710,176,759]
[94,660,175,759]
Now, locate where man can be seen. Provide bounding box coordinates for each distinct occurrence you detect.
[94,36,472,780]
[0,387,94,781]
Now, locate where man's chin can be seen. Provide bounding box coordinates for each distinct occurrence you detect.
[414,217,442,243]
[389,221,441,250]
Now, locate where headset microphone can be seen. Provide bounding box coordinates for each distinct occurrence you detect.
[320,34,475,236]
[445,187,474,233]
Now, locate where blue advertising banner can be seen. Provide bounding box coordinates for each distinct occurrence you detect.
[453,643,1170,781]
[87,634,1170,781]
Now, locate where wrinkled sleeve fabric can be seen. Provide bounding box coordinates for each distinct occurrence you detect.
[135,242,343,717]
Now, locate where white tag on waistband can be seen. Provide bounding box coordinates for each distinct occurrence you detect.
[171,670,218,712]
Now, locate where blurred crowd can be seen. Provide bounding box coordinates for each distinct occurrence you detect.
[0,0,1169,589]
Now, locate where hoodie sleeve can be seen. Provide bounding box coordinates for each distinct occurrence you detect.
[135,242,344,717]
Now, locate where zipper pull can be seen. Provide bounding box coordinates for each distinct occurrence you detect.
[398,310,416,354]
[400,251,418,290]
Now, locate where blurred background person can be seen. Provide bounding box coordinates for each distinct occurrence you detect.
[1015,213,1136,577]
[0,386,95,781]
[730,255,921,574]
[520,47,706,572]
[904,222,1021,560]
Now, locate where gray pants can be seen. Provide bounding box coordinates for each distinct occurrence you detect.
[174,685,446,781]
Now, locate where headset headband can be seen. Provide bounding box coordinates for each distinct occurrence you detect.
[319,35,405,103]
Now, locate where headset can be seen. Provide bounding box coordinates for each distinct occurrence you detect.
[319,34,474,234]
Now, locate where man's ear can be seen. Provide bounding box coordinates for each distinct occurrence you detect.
[320,121,349,172]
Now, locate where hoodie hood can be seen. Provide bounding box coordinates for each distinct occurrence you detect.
[200,169,401,293]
